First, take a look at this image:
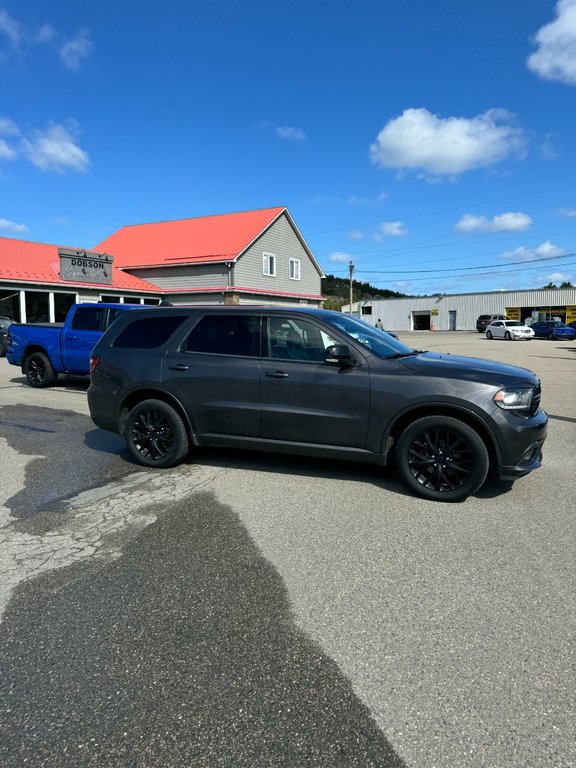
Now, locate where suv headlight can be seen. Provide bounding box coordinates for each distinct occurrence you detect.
[493,387,533,410]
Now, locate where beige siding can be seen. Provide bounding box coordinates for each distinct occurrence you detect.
[234,213,322,296]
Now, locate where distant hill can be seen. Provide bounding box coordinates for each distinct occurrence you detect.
[321,274,410,310]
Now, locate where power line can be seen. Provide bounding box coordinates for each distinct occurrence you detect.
[357,260,576,283]
[350,251,576,275]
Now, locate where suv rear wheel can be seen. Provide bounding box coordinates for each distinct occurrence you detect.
[396,415,489,502]
[125,399,189,468]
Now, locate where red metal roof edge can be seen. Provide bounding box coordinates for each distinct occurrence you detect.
[122,256,237,271]
[114,205,287,231]
[0,275,161,293]
[157,285,324,300]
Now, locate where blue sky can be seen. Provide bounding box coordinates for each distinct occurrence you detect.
[2,0,576,296]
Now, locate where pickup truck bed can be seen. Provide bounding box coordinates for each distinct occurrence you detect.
[7,303,146,387]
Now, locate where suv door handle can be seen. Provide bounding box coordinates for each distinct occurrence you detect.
[266,370,289,378]
[168,363,189,371]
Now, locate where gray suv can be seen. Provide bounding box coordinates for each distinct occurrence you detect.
[88,307,547,502]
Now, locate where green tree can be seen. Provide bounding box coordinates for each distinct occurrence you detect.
[541,282,558,289]
[559,280,574,288]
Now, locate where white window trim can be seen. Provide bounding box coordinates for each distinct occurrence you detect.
[263,251,276,277]
[289,258,301,281]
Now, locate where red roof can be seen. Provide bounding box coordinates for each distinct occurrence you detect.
[95,206,287,269]
[0,237,158,291]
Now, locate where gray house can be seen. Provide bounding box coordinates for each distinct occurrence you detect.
[96,206,325,307]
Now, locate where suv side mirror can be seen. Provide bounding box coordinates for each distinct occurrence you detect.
[325,344,355,366]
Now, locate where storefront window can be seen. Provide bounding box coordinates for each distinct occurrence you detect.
[25,291,50,323]
[54,292,76,321]
[0,291,21,321]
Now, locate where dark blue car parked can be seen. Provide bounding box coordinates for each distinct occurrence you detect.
[530,320,576,340]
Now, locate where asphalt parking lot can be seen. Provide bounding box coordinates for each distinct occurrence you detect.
[0,332,574,768]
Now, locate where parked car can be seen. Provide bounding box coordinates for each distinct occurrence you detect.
[486,320,535,341]
[88,307,547,503]
[0,316,14,357]
[6,303,147,387]
[530,320,576,340]
[476,314,508,333]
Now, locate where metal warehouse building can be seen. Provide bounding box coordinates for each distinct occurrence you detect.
[348,287,576,332]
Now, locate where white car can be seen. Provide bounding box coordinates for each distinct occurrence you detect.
[486,320,535,341]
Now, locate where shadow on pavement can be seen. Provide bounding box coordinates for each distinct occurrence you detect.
[0,491,406,768]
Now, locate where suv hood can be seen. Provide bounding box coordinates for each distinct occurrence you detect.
[398,351,538,387]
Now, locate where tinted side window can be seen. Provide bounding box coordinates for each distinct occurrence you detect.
[107,307,130,327]
[113,316,187,349]
[185,315,261,357]
[71,307,105,331]
[267,317,339,362]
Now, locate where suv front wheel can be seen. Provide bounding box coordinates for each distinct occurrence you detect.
[125,399,189,468]
[396,415,489,502]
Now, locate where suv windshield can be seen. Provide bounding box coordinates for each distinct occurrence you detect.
[323,314,416,358]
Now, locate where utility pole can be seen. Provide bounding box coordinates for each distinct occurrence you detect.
[348,260,354,313]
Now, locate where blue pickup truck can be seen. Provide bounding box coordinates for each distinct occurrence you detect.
[6,302,146,387]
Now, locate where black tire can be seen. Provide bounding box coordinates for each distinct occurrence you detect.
[486,331,493,339]
[396,416,490,502]
[547,332,555,340]
[505,331,511,340]
[25,352,57,388]
[125,399,189,468]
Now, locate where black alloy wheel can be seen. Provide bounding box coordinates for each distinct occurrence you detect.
[24,352,57,388]
[125,399,189,468]
[396,415,489,502]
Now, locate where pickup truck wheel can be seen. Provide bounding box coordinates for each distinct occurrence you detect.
[396,415,489,502]
[125,399,188,468]
[25,352,57,388]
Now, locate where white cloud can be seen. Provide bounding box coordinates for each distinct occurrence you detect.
[527,0,576,85]
[0,117,19,136]
[328,251,351,264]
[503,240,565,262]
[20,122,90,173]
[560,207,576,217]
[0,218,28,234]
[36,23,55,43]
[0,139,17,160]
[60,30,92,71]
[348,191,388,205]
[0,10,92,70]
[373,221,407,243]
[275,125,306,141]
[369,108,526,178]
[455,211,533,232]
[537,271,572,283]
[347,229,364,240]
[0,10,21,46]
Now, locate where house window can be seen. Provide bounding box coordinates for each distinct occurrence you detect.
[289,258,301,280]
[263,252,276,276]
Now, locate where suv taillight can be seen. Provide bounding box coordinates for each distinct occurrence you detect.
[89,355,100,374]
